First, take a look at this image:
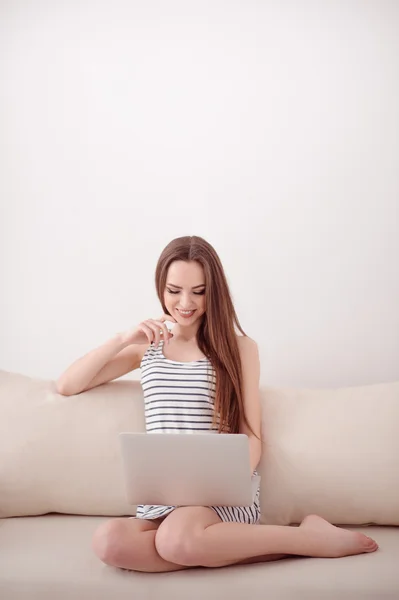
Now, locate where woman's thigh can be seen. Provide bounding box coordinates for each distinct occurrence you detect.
[155,506,287,568]
[154,506,223,566]
[92,516,190,572]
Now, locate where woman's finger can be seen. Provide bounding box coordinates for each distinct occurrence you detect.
[152,319,172,345]
[145,320,162,348]
[159,314,177,324]
[138,323,154,345]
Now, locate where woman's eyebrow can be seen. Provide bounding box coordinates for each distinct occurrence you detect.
[166,283,206,289]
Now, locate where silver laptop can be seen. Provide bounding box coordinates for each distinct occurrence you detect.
[119,432,260,507]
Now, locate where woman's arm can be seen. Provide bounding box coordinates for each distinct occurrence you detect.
[238,336,262,473]
[56,314,175,396]
[56,334,143,396]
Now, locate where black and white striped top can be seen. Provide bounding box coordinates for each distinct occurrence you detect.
[135,340,261,524]
[140,341,218,434]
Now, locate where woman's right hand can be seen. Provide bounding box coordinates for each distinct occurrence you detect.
[120,314,177,348]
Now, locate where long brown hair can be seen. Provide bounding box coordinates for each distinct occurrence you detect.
[155,235,251,434]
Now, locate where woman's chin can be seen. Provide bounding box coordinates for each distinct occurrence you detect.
[174,312,204,327]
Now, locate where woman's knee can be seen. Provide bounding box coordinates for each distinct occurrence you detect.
[92,518,129,566]
[155,521,203,566]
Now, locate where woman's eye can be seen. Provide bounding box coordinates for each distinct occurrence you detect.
[167,289,205,295]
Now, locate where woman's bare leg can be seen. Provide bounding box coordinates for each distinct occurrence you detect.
[93,509,378,572]
[92,517,190,572]
[92,514,288,572]
[155,508,379,568]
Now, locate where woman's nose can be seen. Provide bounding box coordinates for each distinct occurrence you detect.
[180,293,193,308]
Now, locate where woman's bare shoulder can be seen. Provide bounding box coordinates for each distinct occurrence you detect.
[135,343,150,361]
[236,334,258,353]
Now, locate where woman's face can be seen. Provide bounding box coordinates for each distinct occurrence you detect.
[164,260,206,327]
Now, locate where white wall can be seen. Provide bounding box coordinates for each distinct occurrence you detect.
[1,0,398,388]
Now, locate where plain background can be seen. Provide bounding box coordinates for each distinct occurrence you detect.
[1,0,398,387]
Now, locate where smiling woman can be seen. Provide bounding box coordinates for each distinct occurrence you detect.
[56,235,378,573]
[165,260,207,323]
[154,237,253,437]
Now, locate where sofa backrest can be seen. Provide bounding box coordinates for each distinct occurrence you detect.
[1,370,398,525]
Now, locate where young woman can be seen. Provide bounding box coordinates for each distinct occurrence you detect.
[57,236,378,572]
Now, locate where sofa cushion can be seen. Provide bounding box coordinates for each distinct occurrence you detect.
[1,370,399,525]
[0,515,398,600]
[0,371,145,517]
[259,382,399,525]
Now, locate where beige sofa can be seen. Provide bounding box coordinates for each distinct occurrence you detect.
[1,370,398,599]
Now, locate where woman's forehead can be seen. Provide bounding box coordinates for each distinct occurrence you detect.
[166,260,205,286]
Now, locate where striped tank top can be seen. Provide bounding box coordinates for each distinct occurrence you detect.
[135,340,261,524]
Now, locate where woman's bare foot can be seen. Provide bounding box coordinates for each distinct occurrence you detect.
[299,515,379,558]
